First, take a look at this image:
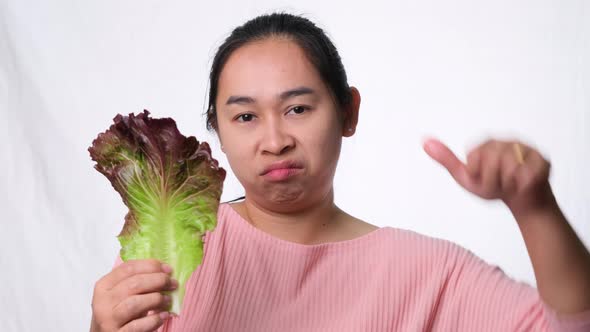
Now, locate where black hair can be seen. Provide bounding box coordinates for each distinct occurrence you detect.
[205,12,352,132]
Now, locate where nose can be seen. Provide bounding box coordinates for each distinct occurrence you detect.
[260,118,295,155]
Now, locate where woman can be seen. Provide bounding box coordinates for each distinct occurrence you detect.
[90,13,590,331]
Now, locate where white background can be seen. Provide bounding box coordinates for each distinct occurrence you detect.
[1,1,588,331]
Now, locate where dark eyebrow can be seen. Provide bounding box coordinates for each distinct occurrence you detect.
[225,86,316,106]
[279,86,315,100]
[225,95,255,105]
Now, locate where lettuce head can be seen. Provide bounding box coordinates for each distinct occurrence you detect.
[88,110,226,315]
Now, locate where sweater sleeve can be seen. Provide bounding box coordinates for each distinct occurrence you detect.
[431,241,590,332]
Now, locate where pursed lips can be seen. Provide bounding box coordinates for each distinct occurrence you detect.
[260,160,304,176]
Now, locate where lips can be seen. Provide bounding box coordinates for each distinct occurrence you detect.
[260,160,304,176]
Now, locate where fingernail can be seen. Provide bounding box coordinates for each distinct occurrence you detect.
[163,295,171,304]
[159,311,170,320]
[170,279,179,289]
[161,264,172,274]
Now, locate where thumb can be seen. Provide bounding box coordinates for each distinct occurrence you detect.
[423,138,475,190]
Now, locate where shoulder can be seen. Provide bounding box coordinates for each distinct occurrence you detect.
[368,226,483,272]
[364,223,456,252]
[338,209,467,262]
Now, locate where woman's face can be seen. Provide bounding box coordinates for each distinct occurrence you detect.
[216,37,353,212]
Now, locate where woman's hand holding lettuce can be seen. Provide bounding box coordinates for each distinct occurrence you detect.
[90,259,177,332]
[88,110,226,329]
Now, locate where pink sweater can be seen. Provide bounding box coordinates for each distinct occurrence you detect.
[113,203,590,331]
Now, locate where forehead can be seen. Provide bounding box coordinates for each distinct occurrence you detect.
[217,38,327,101]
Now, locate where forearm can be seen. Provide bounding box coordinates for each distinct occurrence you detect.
[511,198,590,314]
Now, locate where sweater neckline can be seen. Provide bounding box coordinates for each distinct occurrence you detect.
[221,203,388,252]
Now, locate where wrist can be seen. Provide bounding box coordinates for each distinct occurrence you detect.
[505,183,559,221]
[510,200,565,233]
[510,199,559,220]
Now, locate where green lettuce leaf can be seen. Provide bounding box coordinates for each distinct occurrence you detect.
[88,110,226,314]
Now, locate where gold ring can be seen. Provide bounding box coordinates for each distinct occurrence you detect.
[513,143,525,165]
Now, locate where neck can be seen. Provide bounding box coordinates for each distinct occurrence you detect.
[237,188,344,245]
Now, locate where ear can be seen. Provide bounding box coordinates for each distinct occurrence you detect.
[342,86,360,137]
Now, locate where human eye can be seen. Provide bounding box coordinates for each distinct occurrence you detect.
[286,105,309,115]
[235,113,256,122]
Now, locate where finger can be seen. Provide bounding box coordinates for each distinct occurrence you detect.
[113,292,172,327]
[112,272,177,303]
[500,144,521,194]
[145,309,170,320]
[466,148,482,178]
[120,311,170,332]
[479,146,502,198]
[514,149,551,192]
[423,138,462,173]
[423,138,474,188]
[98,259,170,291]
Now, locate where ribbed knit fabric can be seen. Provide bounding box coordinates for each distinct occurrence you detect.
[113,203,590,331]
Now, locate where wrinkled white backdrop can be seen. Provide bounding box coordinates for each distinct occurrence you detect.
[1,1,588,331]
